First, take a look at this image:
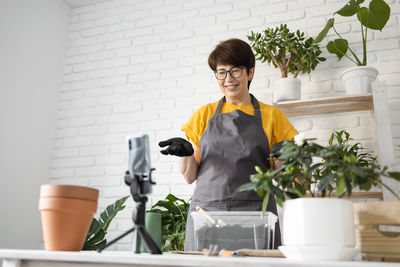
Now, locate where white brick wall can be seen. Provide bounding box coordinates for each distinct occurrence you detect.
[51,0,400,250]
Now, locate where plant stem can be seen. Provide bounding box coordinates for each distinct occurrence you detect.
[362,24,367,65]
[280,47,286,66]
[378,179,400,200]
[269,51,286,78]
[285,53,292,69]
[262,191,270,216]
[281,48,288,77]
[293,63,305,78]
[333,26,362,65]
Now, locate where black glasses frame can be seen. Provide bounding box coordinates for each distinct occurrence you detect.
[214,66,244,80]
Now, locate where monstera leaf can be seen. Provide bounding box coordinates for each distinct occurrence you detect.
[314,0,391,65]
[357,0,390,30]
[82,218,106,250]
[327,39,349,59]
[82,195,130,250]
[335,0,364,16]
[99,196,130,231]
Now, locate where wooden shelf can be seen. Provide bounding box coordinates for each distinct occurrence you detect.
[274,94,374,117]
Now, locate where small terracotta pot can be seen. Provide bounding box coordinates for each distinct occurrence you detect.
[39,184,99,251]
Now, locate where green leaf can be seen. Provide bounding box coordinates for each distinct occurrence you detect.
[359,180,373,191]
[318,173,335,191]
[327,39,349,59]
[328,132,334,145]
[237,182,255,192]
[82,218,106,250]
[348,164,364,176]
[314,18,335,44]
[275,196,285,207]
[335,0,364,16]
[257,188,265,197]
[255,165,263,174]
[166,193,184,203]
[99,196,130,232]
[293,182,306,197]
[357,0,390,30]
[269,186,285,200]
[284,191,299,200]
[336,176,346,196]
[149,194,190,251]
[82,195,130,251]
[388,171,400,181]
[261,191,270,215]
[344,173,353,197]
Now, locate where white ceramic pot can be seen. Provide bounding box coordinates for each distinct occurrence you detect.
[273,77,301,103]
[339,66,378,95]
[280,198,358,261]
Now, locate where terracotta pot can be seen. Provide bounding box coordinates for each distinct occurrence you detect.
[39,184,99,251]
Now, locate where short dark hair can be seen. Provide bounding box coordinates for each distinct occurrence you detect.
[208,38,255,89]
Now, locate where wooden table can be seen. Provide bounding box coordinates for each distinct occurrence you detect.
[1,249,400,267]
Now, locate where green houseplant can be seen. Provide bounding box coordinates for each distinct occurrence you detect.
[239,130,400,261]
[240,130,400,209]
[314,0,390,66]
[83,195,129,250]
[148,194,190,251]
[248,24,325,102]
[313,0,391,94]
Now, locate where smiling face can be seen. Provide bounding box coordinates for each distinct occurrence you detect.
[216,64,254,104]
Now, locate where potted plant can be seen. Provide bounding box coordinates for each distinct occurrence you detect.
[313,0,391,95]
[247,24,325,103]
[148,194,190,251]
[83,195,129,250]
[239,130,400,261]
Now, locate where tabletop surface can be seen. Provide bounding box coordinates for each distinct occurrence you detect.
[1,249,400,267]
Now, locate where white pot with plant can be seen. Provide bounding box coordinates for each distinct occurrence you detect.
[248,24,325,103]
[239,131,400,261]
[314,0,391,95]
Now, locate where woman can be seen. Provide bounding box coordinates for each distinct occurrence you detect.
[159,38,298,251]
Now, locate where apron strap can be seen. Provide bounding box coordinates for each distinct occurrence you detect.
[216,94,262,125]
[250,94,262,125]
[216,96,225,114]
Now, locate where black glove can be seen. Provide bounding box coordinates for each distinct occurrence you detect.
[271,141,284,159]
[159,137,194,157]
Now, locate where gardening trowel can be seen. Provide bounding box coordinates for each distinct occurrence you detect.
[196,206,227,228]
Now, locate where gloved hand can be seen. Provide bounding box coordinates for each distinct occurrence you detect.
[271,141,284,159]
[159,137,194,157]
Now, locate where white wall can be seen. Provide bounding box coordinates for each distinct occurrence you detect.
[51,0,400,251]
[0,0,70,249]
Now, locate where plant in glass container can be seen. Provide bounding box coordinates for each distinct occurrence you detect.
[239,130,400,261]
[313,0,391,94]
[148,194,190,251]
[247,24,325,102]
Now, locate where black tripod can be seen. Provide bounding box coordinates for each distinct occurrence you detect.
[97,169,162,254]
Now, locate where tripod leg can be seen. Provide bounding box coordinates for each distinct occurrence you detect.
[135,230,141,253]
[137,226,162,254]
[97,227,135,253]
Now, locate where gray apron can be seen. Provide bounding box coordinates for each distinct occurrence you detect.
[184,94,281,251]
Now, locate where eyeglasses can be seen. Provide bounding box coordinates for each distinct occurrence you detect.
[214,67,244,80]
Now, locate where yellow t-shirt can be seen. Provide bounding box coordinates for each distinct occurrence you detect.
[181,100,298,152]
